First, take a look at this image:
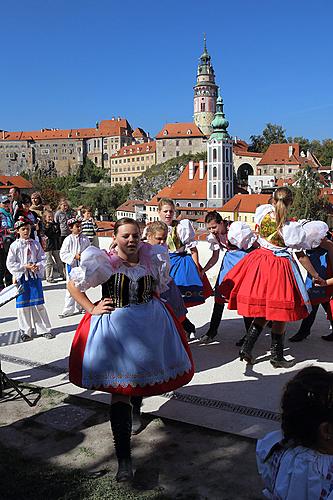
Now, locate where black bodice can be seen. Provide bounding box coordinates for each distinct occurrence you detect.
[101,273,154,307]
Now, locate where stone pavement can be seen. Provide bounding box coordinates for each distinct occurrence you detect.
[1,241,333,440]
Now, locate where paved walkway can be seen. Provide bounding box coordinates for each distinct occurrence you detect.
[1,272,332,440]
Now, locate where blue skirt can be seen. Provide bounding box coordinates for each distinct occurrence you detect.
[16,274,44,309]
[215,250,247,302]
[69,297,194,396]
[169,252,212,307]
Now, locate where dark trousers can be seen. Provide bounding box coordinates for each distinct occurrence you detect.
[0,240,13,288]
[298,302,333,334]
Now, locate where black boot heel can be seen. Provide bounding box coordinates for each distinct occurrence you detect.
[270,333,295,369]
[239,322,263,364]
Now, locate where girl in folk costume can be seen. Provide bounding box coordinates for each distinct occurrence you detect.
[6,217,53,341]
[200,212,257,344]
[220,187,326,368]
[145,220,189,330]
[158,198,213,313]
[59,217,90,318]
[67,218,194,482]
[289,221,333,343]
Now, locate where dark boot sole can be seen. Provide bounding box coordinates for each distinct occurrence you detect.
[270,359,295,369]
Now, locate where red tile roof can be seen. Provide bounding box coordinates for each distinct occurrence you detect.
[1,118,132,141]
[221,194,271,213]
[156,122,204,139]
[233,139,263,158]
[0,175,33,189]
[132,128,147,138]
[156,162,207,200]
[276,178,294,187]
[258,144,300,166]
[112,142,156,158]
[116,199,146,212]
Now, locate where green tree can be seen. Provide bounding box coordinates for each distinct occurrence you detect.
[249,123,287,152]
[77,158,106,183]
[287,136,311,154]
[319,139,333,166]
[289,165,330,222]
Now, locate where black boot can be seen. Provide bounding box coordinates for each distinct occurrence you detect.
[289,330,310,342]
[110,402,133,482]
[130,396,143,435]
[239,322,263,364]
[200,302,225,343]
[236,317,253,346]
[270,333,295,368]
[182,318,196,340]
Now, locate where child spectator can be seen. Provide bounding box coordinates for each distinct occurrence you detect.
[257,367,333,499]
[0,195,15,289]
[59,216,90,318]
[14,193,39,241]
[54,198,76,245]
[6,217,53,341]
[81,207,99,248]
[43,210,65,283]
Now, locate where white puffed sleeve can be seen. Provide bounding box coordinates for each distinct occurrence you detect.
[177,219,197,249]
[206,233,220,251]
[299,220,329,250]
[254,204,275,226]
[6,242,25,279]
[150,244,171,294]
[34,241,46,278]
[59,236,76,266]
[282,222,307,250]
[69,246,113,291]
[228,221,257,250]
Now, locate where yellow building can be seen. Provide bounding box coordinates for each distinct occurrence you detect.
[219,193,271,229]
[110,141,156,185]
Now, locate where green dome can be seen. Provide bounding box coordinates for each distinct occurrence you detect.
[210,93,230,140]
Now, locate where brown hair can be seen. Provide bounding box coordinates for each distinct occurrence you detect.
[42,209,54,222]
[114,217,141,236]
[146,221,168,236]
[31,191,43,203]
[158,198,175,211]
[273,187,293,230]
[205,210,223,225]
[82,206,92,214]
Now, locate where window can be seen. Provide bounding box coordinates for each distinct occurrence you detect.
[141,157,144,161]
[280,168,283,173]
[187,202,192,207]
[176,202,180,207]
[163,152,166,158]
[200,102,205,112]
[199,202,204,208]
[175,140,179,147]
[226,149,229,162]
[244,216,247,222]
[213,166,217,178]
[213,184,217,196]
[95,157,98,164]
[273,168,277,174]
[176,151,179,157]
[162,140,166,147]
[288,168,292,173]
[213,148,217,161]
[188,139,192,146]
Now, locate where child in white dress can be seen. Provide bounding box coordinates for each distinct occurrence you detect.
[59,216,90,318]
[6,217,53,341]
[257,366,333,499]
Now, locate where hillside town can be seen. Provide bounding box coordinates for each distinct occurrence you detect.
[1,27,333,500]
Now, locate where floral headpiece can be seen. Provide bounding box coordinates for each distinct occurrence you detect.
[14,216,31,230]
[67,216,83,227]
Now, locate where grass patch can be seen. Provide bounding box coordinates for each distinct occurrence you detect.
[0,443,170,500]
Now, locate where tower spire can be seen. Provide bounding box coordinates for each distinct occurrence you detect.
[209,90,230,140]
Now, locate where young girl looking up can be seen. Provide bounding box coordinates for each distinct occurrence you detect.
[67,218,194,482]
[257,367,333,499]
[6,217,53,341]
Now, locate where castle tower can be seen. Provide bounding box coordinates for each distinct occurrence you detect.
[207,92,234,207]
[193,35,218,136]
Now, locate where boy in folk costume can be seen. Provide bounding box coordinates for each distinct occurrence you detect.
[6,217,53,342]
[59,216,90,318]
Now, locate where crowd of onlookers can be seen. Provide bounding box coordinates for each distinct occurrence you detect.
[0,188,99,289]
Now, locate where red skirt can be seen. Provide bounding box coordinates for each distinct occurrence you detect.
[219,248,309,322]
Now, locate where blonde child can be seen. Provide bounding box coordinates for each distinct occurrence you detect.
[6,217,53,341]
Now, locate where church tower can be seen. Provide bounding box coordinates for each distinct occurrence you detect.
[207,92,234,207]
[193,36,218,136]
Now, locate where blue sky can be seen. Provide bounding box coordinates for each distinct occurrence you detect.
[1,0,332,142]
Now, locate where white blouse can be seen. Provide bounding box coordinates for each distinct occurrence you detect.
[169,219,197,252]
[59,233,91,267]
[6,238,46,279]
[70,243,171,294]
